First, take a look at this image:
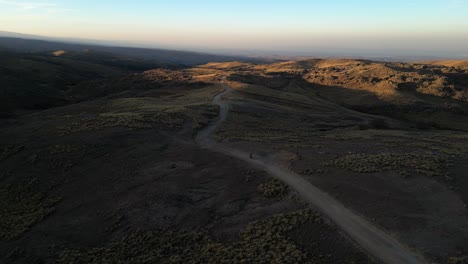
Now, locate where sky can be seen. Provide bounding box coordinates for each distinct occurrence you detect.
[1,0,468,57]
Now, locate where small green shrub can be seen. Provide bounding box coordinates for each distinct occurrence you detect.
[257,178,289,198]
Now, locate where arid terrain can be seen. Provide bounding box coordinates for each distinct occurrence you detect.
[1,43,468,263]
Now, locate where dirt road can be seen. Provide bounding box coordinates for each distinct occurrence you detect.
[196,84,427,264]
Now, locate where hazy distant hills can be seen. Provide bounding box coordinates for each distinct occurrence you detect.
[0,33,253,66]
[3,31,466,63]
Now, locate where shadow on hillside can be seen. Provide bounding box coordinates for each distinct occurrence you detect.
[293,77,468,131]
[441,72,468,86]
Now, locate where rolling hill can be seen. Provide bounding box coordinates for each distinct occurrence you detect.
[2,56,468,263]
[0,49,175,116]
[0,36,254,66]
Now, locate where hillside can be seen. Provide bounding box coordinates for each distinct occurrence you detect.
[423,60,468,69]
[254,59,468,131]
[0,50,175,116]
[1,58,468,263]
[0,37,254,66]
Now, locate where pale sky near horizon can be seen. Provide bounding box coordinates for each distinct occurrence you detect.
[1,0,468,56]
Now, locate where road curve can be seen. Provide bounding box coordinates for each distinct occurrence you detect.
[196,84,427,264]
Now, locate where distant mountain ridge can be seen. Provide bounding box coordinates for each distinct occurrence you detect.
[0,32,260,66]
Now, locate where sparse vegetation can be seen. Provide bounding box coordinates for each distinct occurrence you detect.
[448,256,468,264]
[53,105,219,135]
[0,179,60,240]
[325,152,449,177]
[0,145,24,162]
[55,112,184,135]
[167,104,219,130]
[57,209,313,264]
[257,178,289,198]
[49,144,78,154]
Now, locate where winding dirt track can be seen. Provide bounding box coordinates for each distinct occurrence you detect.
[196,84,427,264]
